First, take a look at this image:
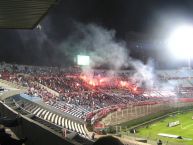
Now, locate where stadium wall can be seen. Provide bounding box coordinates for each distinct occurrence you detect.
[101,102,193,128]
[0,101,79,145]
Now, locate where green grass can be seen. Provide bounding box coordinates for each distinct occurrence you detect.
[136,111,193,145]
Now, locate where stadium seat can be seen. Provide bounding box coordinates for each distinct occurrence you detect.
[51,114,56,123]
[47,112,53,121]
[44,111,50,120]
[54,115,59,124]
[36,108,44,116]
[80,124,86,135]
[58,116,62,126]
[61,118,65,127]
[40,110,47,117]
[74,122,79,133]
[77,124,83,134]
[65,118,68,128]
[31,106,39,113]
[68,119,72,130]
[71,121,75,131]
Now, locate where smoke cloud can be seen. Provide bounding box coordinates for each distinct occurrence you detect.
[17,20,176,90]
[59,23,129,70]
[130,58,155,88]
[58,23,160,88]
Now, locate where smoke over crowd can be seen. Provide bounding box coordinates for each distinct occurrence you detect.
[57,22,157,88]
[10,20,158,88]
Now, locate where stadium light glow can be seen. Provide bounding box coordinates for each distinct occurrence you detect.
[77,55,90,66]
[167,24,193,60]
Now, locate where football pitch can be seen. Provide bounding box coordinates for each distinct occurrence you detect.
[136,111,193,145]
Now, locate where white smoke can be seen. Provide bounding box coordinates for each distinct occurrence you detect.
[59,23,160,87]
[59,23,180,90]
[130,58,156,88]
[59,23,129,70]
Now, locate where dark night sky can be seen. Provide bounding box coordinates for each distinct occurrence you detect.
[1,0,193,68]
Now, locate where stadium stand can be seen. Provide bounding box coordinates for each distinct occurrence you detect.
[2,63,193,145]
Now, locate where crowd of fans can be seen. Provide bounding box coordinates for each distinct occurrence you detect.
[0,63,183,123]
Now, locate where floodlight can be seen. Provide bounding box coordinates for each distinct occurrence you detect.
[167,25,193,59]
[77,55,90,66]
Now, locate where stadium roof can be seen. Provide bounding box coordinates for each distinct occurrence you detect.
[0,0,58,29]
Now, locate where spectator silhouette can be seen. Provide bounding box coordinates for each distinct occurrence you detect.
[92,132,95,140]
[0,128,27,145]
[157,139,162,145]
[93,136,124,145]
